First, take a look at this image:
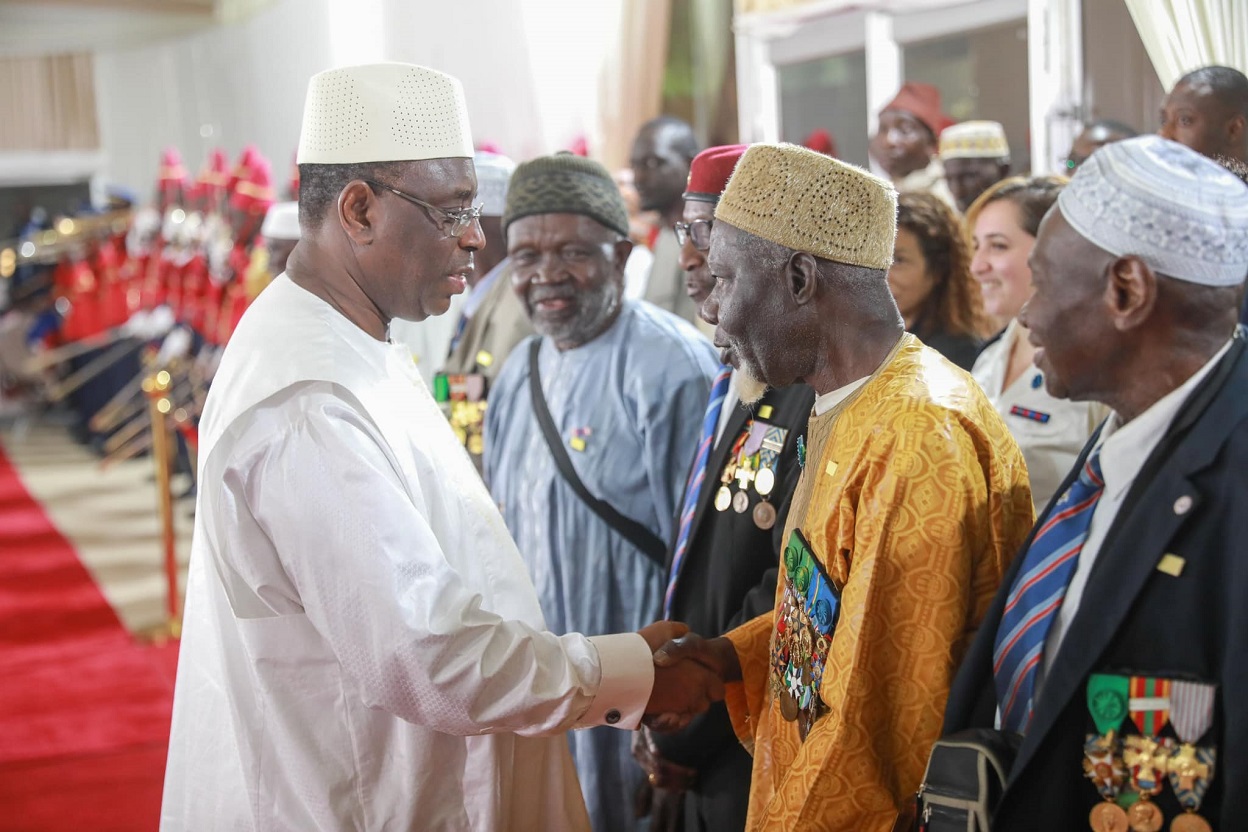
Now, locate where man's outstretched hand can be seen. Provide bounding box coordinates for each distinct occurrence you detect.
[654,632,742,683]
[645,631,743,732]
[638,620,690,653]
[634,623,739,732]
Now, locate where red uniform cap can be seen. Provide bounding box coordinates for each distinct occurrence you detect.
[683,144,749,203]
[159,147,188,189]
[228,145,260,193]
[881,82,955,138]
[230,157,275,214]
[199,148,230,189]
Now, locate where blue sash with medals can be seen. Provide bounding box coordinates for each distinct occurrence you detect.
[768,528,839,740]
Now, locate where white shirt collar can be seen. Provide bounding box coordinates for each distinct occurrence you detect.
[1096,338,1234,500]
[813,376,869,416]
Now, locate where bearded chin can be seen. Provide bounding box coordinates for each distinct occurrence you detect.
[735,364,768,406]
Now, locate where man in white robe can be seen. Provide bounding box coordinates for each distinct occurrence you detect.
[160,62,722,832]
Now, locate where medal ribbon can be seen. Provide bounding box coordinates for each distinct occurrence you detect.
[1088,674,1130,737]
[1129,676,1172,737]
[1085,676,1130,805]
[743,420,767,456]
[1167,680,1218,815]
[1124,677,1173,797]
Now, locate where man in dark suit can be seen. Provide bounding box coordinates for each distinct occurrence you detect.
[940,135,1248,830]
[632,145,815,832]
[630,117,703,326]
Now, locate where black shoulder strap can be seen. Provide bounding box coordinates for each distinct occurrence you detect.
[527,339,667,568]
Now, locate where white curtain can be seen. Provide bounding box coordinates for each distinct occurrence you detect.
[1124,0,1248,91]
[596,0,674,172]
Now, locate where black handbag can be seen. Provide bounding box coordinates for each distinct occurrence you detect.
[914,729,1020,831]
[527,339,667,569]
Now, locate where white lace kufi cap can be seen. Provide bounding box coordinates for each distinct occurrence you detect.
[474,151,517,217]
[260,201,300,241]
[939,120,1010,160]
[296,63,473,165]
[1058,135,1248,286]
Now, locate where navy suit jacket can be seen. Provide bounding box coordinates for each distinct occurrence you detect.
[943,331,1248,830]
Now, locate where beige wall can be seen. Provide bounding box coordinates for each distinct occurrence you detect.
[0,54,98,152]
[1081,0,1164,137]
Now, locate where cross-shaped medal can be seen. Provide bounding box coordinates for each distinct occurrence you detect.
[1124,737,1166,782]
[1167,744,1210,790]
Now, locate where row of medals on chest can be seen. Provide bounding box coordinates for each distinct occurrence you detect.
[1083,673,1217,832]
[1086,731,1215,832]
[713,423,781,530]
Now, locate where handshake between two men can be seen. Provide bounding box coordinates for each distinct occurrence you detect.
[636,621,740,732]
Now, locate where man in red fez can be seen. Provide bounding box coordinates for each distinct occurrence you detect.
[869,82,956,207]
[633,144,815,832]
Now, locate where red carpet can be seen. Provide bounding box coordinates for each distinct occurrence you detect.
[0,442,175,832]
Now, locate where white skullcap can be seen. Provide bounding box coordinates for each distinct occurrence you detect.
[474,151,516,217]
[939,121,1010,160]
[1057,135,1248,286]
[261,201,300,241]
[296,63,473,165]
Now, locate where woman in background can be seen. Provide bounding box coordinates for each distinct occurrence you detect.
[888,191,989,370]
[967,175,1107,510]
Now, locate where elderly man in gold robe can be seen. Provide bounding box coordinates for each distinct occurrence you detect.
[652,144,1035,831]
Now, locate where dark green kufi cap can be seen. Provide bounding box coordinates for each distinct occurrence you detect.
[503,153,630,238]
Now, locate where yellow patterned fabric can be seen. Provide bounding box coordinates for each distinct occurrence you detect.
[724,334,1035,831]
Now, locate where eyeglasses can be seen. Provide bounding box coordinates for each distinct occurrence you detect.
[364,179,483,238]
[673,219,713,251]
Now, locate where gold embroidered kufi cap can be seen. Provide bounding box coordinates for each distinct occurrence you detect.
[716,143,897,270]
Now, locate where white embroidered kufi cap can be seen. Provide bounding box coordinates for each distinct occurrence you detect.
[260,201,300,241]
[296,63,473,165]
[939,120,1010,160]
[1057,135,1248,286]
[474,151,517,217]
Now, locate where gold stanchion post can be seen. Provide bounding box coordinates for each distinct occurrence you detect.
[143,369,181,641]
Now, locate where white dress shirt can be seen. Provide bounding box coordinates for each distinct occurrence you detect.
[1038,339,1233,686]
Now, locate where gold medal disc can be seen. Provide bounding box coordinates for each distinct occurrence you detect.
[1170,813,1212,832]
[753,501,777,530]
[714,485,732,512]
[732,490,750,513]
[1127,800,1163,832]
[1088,801,1129,832]
[754,467,775,496]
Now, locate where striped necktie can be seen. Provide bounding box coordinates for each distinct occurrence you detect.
[994,448,1105,733]
[664,366,733,618]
